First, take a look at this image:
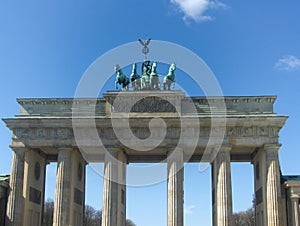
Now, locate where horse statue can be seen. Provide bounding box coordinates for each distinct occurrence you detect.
[163,63,176,90]
[150,61,160,90]
[130,63,141,90]
[141,60,151,90]
[115,64,130,91]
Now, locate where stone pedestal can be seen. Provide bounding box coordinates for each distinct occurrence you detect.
[212,147,233,226]
[102,150,127,226]
[53,148,85,226]
[265,144,282,226]
[6,147,26,226]
[167,149,184,226]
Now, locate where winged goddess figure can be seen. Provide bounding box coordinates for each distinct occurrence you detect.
[138,38,151,60]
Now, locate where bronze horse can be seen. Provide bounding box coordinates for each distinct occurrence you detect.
[115,64,130,91]
[163,63,176,90]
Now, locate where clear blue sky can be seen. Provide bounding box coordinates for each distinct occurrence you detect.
[1,1,300,225]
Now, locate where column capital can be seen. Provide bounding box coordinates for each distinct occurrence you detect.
[105,148,126,156]
[264,143,281,151]
[211,146,231,165]
[104,148,127,162]
[290,194,300,200]
[208,145,232,163]
[207,145,232,152]
[9,145,28,153]
[265,144,281,162]
[219,145,232,152]
[57,147,73,151]
[56,148,72,161]
[106,147,120,152]
[167,148,184,157]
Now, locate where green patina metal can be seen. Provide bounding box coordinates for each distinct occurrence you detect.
[114,38,176,91]
[141,60,152,90]
[115,64,130,91]
[114,61,176,91]
[130,63,141,91]
[150,62,160,90]
[163,63,176,91]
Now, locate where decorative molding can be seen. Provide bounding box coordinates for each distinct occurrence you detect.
[17,98,105,106]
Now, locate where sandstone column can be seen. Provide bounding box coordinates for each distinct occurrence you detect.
[212,146,233,226]
[167,149,184,226]
[23,150,47,226]
[6,147,26,226]
[102,150,127,226]
[265,144,282,226]
[288,196,299,226]
[53,148,72,226]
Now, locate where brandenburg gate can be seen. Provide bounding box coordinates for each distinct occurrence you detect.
[3,88,300,226]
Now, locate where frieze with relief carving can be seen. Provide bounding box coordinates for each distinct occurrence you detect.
[13,126,280,141]
[15,128,74,140]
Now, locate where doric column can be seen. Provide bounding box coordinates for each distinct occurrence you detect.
[289,196,299,226]
[22,150,47,226]
[6,147,26,226]
[167,149,184,226]
[102,150,127,226]
[265,144,282,226]
[212,146,233,226]
[53,148,72,226]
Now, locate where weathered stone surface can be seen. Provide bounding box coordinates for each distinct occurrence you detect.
[16,94,276,117]
[284,179,300,226]
[212,147,233,226]
[53,148,85,226]
[23,150,46,226]
[167,149,184,226]
[265,144,282,226]
[3,92,291,226]
[102,150,127,226]
[5,148,25,226]
[289,197,300,226]
[53,148,72,226]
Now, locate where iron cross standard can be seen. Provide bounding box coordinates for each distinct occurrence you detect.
[138,38,151,60]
